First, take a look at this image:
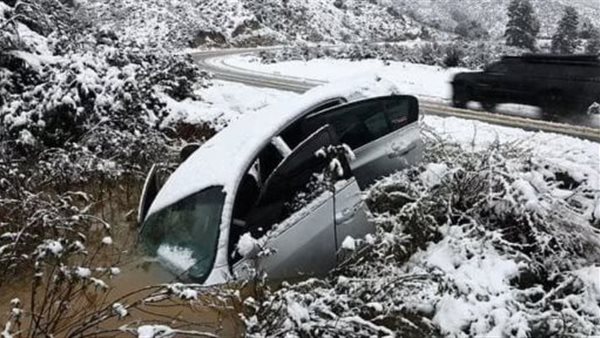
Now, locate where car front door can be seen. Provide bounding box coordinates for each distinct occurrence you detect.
[232,125,366,281]
[301,95,422,188]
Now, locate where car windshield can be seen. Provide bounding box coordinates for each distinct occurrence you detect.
[140,186,225,283]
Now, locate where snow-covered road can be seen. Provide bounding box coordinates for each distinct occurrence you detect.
[190,49,600,142]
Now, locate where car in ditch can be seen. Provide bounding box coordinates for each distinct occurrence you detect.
[137,77,422,285]
[451,54,600,114]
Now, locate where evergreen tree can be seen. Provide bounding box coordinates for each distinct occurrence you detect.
[551,6,580,54]
[505,0,540,50]
[585,27,600,54]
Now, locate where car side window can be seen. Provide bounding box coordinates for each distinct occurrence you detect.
[486,62,509,73]
[302,96,418,150]
[279,98,346,150]
[385,97,417,131]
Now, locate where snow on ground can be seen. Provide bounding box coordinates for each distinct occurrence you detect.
[223,54,465,101]
[162,80,297,129]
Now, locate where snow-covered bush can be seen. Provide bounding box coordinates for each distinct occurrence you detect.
[242,132,600,337]
[0,0,209,267]
[258,41,527,69]
[0,1,231,335]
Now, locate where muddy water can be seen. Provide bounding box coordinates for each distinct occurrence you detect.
[0,184,244,337]
[0,249,244,337]
[0,263,244,336]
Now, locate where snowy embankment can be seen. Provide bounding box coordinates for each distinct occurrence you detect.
[162,80,296,129]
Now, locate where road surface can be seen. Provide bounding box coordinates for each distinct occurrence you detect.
[191,48,600,142]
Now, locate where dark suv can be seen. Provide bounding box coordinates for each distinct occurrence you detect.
[451,54,600,114]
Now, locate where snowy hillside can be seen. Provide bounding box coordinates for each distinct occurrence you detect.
[74,0,600,48]
[396,0,600,38]
[80,0,436,48]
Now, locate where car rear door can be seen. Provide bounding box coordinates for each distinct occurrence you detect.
[301,95,421,188]
[232,125,370,281]
[232,126,339,280]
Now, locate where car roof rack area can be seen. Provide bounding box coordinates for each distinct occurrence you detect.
[502,54,600,65]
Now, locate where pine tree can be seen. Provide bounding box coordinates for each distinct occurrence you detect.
[551,6,580,54]
[505,0,540,51]
[585,27,600,55]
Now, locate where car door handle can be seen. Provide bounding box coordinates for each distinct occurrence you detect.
[335,202,362,225]
[388,142,417,159]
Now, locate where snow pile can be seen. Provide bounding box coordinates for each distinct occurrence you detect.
[136,325,174,338]
[157,245,197,273]
[237,233,259,258]
[243,127,600,337]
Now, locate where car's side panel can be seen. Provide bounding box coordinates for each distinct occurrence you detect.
[254,196,337,280]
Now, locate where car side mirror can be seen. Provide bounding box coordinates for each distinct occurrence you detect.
[180,143,200,163]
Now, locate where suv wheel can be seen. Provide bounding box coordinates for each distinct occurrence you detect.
[452,85,469,108]
[481,102,496,112]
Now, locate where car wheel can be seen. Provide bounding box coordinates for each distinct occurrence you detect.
[452,85,469,109]
[481,102,496,112]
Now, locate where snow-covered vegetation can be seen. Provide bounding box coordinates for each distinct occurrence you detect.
[80,0,443,48]
[257,42,526,69]
[395,0,600,39]
[0,0,219,334]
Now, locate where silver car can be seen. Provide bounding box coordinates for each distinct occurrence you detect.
[138,79,422,285]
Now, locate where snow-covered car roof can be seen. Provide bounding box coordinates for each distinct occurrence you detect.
[147,75,401,218]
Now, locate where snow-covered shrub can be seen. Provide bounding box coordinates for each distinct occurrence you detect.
[258,41,527,69]
[0,0,208,270]
[3,1,232,337]
[0,1,231,335]
[587,102,600,115]
[242,132,600,337]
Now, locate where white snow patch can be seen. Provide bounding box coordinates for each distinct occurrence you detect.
[237,233,259,258]
[112,302,128,318]
[161,80,296,130]
[419,163,448,188]
[75,267,92,278]
[341,236,357,251]
[156,245,197,272]
[287,301,310,326]
[39,240,64,257]
[136,325,174,338]
[18,130,36,146]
